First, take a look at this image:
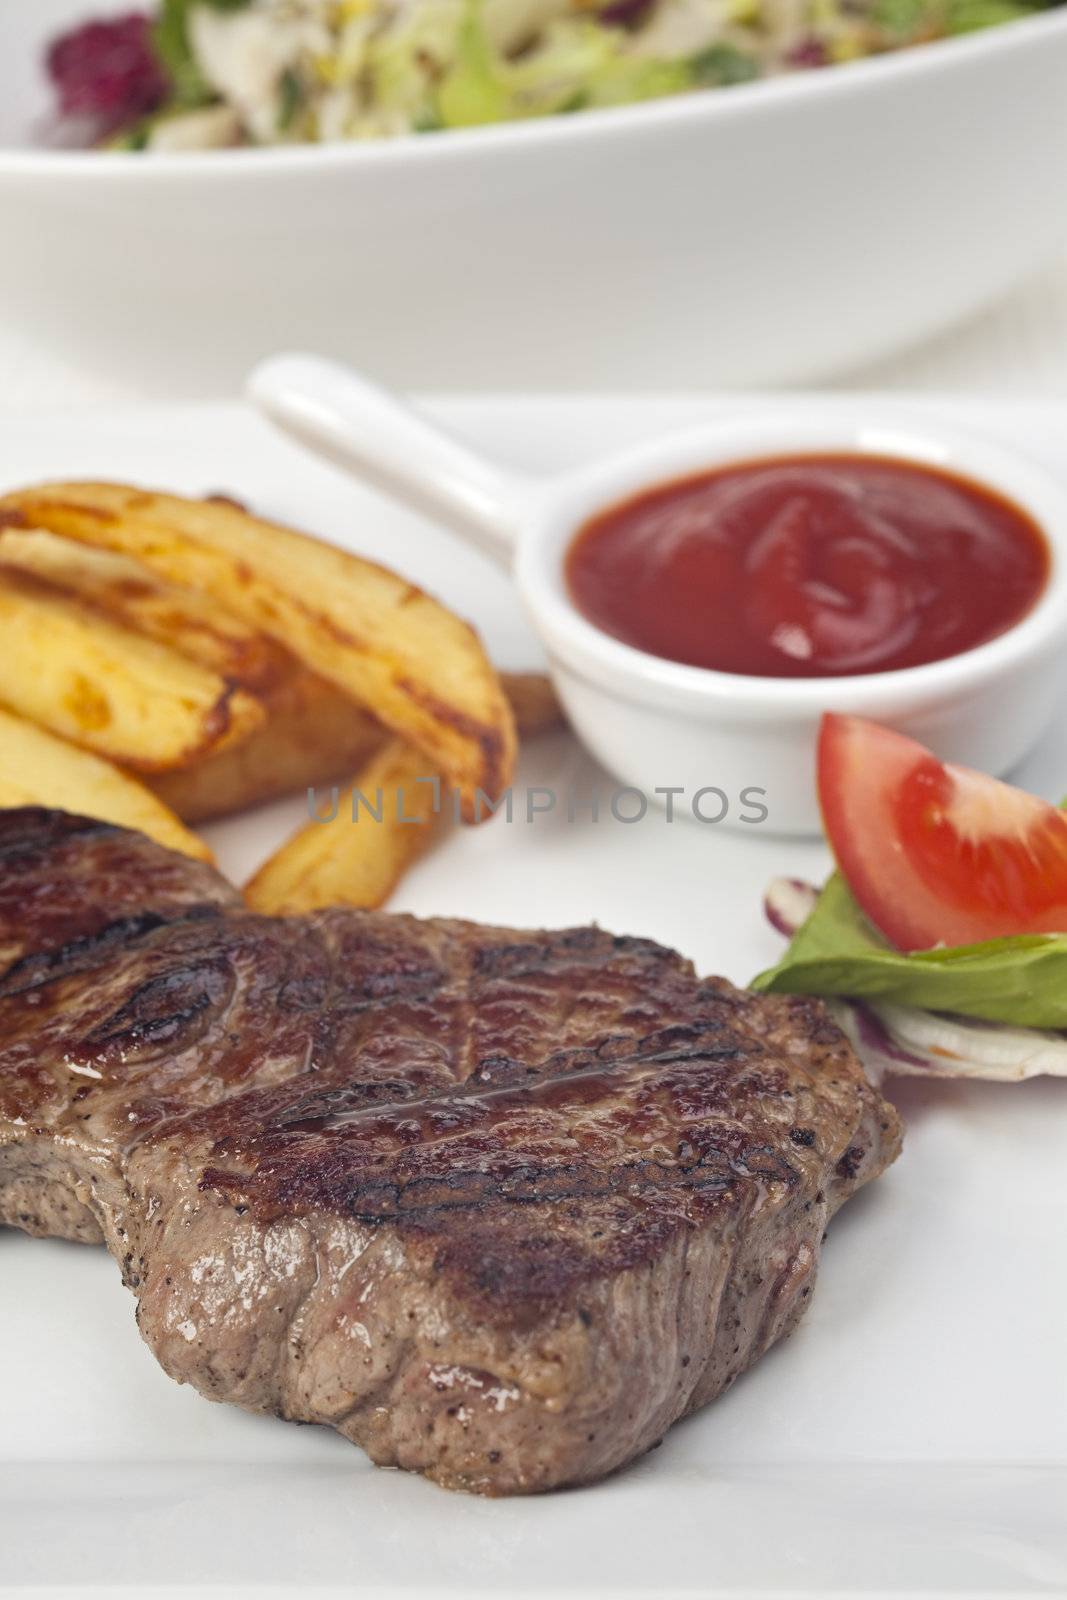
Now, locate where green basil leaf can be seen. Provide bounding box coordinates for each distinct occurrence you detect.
[752,872,1067,1028]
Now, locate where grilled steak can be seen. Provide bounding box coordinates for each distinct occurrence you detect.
[0,808,901,1494]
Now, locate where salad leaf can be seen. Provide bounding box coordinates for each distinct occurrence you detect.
[947,0,1041,29]
[580,53,693,107]
[276,67,303,132]
[153,1,211,106]
[874,0,927,33]
[753,872,1067,1028]
[154,0,252,107]
[436,5,512,127]
[364,0,464,134]
[105,119,154,152]
[436,2,696,128]
[690,44,759,86]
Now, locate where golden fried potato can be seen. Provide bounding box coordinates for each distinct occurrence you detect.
[0,708,212,862]
[151,670,563,824]
[500,671,565,738]
[0,484,516,816]
[244,737,443,914]
[0,574,265,773]
[0,527,284,691]
[151,671,383,824]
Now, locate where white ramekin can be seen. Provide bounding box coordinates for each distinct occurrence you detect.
[248,355,1067,834]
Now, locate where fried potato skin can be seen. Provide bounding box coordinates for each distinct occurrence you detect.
[500,671,565,738]
[240,674,560,911]
[0,573,264,773]
[0,528,284,692]
[0,485,516,816]
[244,737,442,914]
[0,708,213,862]
[152,671,562,824]
[150,672,383,824]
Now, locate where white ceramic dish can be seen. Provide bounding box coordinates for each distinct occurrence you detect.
[1,393,1065,1599]
[249,355,1067,833]
[3,2,1067,395]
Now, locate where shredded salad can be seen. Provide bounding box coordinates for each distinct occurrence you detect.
[47,0,1060,148]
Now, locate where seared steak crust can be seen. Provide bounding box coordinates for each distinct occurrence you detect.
[0,809,901,1493]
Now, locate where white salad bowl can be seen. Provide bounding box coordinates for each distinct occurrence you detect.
[3,2,1067,394]
[249,353,1067,834]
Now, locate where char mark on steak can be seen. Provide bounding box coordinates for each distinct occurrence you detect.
[0,808,901,1494]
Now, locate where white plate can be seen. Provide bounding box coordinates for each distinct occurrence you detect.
[1,394,1065,1598]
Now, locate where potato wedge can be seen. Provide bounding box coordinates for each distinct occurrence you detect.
[152,670,563,824]
[500,671,565,738]
[0,484,516,816]
[244,737,444,914]
[151,671,383,824]
[0,708,212,862]
[0,574,265,772]
[0,527,284,691]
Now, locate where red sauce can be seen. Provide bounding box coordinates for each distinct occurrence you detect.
[566,453,1050,679]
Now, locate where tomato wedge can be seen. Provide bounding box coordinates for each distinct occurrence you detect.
[817,713,1067,951]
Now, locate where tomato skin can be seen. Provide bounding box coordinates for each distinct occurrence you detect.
[816,714,1067,952]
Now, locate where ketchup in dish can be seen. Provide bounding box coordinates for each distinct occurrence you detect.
[566,454,1050,679]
